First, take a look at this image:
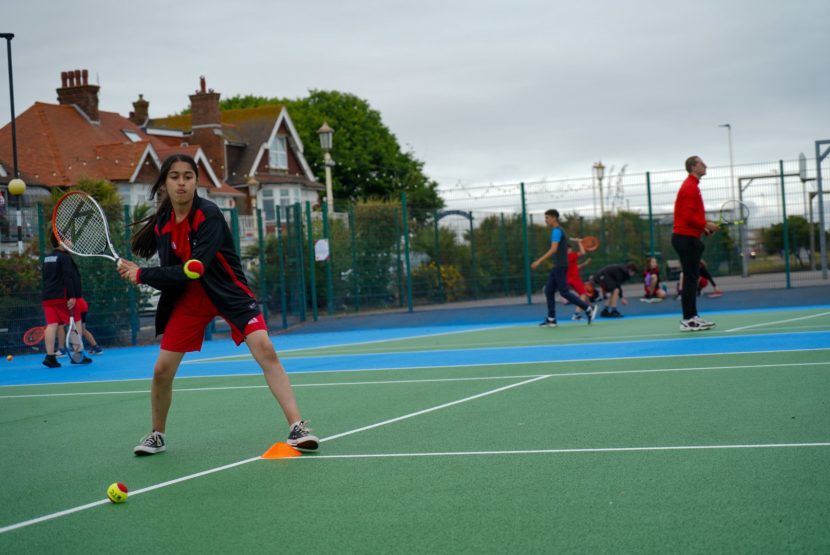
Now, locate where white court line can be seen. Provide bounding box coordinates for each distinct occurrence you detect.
[3,345,828,390]
[0,375,547,534]
[3,360,829,400]
[726,311,830,332]
[277,442,830,461]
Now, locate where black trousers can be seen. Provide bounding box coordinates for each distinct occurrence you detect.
[545,266,589,320]
[671,233,704,320]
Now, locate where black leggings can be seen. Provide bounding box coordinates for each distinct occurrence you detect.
[671,234,704,320]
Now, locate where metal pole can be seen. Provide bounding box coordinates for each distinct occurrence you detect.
[305,201,318,321]
[322,201,333,315]
[256,207,268,326]
[738,176,749,278]
[276,211,288,329]
[816,140,829,279]
[779,160,791,288]
[401,192,413,313]
[646,171,655,257]
[3,34,23,254]
[324,154,333,216]
[720,124,736,201]
[520,182,532,305]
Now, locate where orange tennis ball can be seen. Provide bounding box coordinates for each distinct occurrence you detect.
[183,259,204,279]
[6,355,12,361]
[107,482,128,503]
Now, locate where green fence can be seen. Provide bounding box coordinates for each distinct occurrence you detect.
[1,158,828,354]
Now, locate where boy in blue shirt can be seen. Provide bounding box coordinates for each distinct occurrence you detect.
[531,209,597,327]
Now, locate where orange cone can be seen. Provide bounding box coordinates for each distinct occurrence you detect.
[261,442,302,459]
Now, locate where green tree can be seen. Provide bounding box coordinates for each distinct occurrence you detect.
[188,90,444,216]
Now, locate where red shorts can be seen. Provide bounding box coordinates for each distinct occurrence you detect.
[42,300,70,326]
[567,277,586,296]
[160,283,267,353]
[73,297,89,322]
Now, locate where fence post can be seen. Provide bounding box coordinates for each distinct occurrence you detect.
[276,211,288,329]
[521,182,532,304]
[348,204,360,312]
[433,209,444,302]
[499,213,509,296]
[322,201,334,315]
[256,207,268,326]
[124,205,138,346]
[293,203,306,321]
[646,171,655,257]
[305,201,318,321]
[779,160,791,288]
[402,192,413,312]
[395,208,404,308]
[469,213,477,299]
[37,203,45,263]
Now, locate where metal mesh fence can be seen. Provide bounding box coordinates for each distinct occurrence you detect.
[1,158,828,354]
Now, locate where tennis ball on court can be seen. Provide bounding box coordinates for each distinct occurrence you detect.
[107,482,128,504]
[6,355,12,361]
[183,259,204,279]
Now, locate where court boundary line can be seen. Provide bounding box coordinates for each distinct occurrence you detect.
[0,375,548,535]
[2,346,829,389]
[3,360,829,400]
[277,442,830,461]
[725,311,830,332]
[183,328,830,364]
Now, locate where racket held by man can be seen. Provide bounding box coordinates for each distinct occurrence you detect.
[718,199,750,226]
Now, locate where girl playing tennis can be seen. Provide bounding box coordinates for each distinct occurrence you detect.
[117,153,318,455]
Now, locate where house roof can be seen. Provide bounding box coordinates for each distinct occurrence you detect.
[150,105,315,185]
[154,145,244,197]
[0,102,169,186]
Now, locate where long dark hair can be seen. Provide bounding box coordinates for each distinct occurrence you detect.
[130,154,199,258]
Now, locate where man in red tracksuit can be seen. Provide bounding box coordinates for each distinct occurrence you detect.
[671,156,720,331]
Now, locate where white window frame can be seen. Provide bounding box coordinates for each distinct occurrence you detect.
[269,135,288,169]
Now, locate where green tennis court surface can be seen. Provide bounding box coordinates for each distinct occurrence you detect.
[2,308,829,553]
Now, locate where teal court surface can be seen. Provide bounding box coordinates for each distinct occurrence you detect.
[1,305,829,553]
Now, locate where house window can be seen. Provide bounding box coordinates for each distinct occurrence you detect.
[269,135,288,169]
[262,189,275,222]
[123,130,142,143]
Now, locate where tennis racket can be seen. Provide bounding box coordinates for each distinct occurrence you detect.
[580,235,600,252]
[66,316,86,363]
[52,191,121,263]
[23,326,46,346]
[718,200,750,226]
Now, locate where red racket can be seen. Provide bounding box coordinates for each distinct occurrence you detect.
[581,236,600,252]
[23,326,46,346]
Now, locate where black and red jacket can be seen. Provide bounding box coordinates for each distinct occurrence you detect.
[137,195,259,336]
[42,248,81,301]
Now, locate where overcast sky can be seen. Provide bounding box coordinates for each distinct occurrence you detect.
[2,0,828,190]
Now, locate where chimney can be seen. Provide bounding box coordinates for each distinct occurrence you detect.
[56,69,100,122]
[189,76,225,179]
[129,94,149,127]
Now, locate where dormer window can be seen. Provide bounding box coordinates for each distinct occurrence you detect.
[123,130,142,143]
[269,135,287,169]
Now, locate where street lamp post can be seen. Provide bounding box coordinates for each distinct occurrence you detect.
[719,123,736,201]
[2,32,25,255]
[593,161,605,217]
[317,122,334,215]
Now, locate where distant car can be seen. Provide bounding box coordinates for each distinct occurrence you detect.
[138,285,161,315]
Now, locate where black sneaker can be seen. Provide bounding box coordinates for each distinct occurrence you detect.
[90,345,104,355]
[600,307,612,317]
[287,420,319,452]
[70,353,93,364]
[586,305,597,325]
[609,309,623,318]
[538,318,558,328]
[134,431,166,456]
[42,354,61,368]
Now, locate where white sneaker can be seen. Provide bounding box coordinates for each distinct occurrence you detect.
[680,318,705,332]
[692,315,716,329]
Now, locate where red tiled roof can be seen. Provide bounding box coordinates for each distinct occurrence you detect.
[0,102,168,187]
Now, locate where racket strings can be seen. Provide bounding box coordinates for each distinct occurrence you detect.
[54,195,110,255]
